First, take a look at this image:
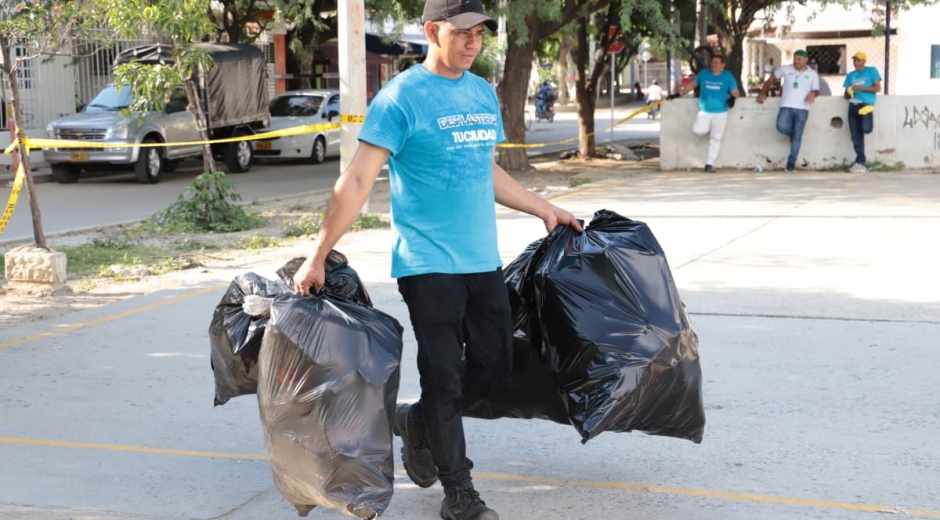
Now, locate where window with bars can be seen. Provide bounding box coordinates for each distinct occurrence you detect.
[931,45,940,79]
[807,45,846,75]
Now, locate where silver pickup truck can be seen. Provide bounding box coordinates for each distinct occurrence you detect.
[44,42,269,184]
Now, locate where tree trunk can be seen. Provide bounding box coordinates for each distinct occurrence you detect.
[575,19,597,158]
[185,69,217,173]
[557,35,576,106]
[498,32,536,172]
[0,36,46,248]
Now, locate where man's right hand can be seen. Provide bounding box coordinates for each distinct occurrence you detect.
[293,254,326,295]
[756,93,766,104]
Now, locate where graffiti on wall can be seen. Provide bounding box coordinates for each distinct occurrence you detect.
[903,106,940,130]
[901,106,940,151]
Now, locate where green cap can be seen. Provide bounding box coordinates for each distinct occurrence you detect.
[794,50,808,58]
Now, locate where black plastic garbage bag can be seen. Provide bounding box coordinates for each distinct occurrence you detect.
[533,209,705,443]
[208,251,371,406]
[258,292,404,519]
[209,273,290,406]
[277,250,373,307]
[463,240,569,424]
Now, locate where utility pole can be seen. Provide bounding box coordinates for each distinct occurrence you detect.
[884,0,891,95]
[339,0,367,210]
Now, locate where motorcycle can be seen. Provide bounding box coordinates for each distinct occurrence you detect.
[535,99,555,123]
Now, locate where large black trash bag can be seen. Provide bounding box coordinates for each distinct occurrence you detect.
[277,250,373,307]
[258,292,404,519]
[463,240,570,424]
[534,209,705,444]
[208,251,371,406]
[209,273,290,406]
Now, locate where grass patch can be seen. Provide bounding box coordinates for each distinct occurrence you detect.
[824,162,852,172]
[287,203,309,212]
[866,161,906,172]
[283,214,322,238]
[172,238,220,251]
[236,234,280,249]
[825,161,906,172]
[569,177,591,188]
[61,243,165,277]
[351,213,390,231]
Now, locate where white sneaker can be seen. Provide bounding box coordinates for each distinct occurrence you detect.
[849,163,868,173]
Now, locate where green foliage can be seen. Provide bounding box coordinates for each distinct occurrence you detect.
[569,177,591,187]
[281,212,388,238]
[470,34,502,81]
[282,214,322,238]
[148,171,267,233]
[867,161,907,172]
[236,234,281,249]
[173,238,220,250]
[351,213,390,231]
[149,257,202,275]
[59,243,159,277]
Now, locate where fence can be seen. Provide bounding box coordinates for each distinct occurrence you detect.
[743,1,939,97]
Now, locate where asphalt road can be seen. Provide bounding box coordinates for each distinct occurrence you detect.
[1,170,938,520]
[0,158,343,245]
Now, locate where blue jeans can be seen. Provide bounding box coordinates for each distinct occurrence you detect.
[848,104,874,165]
[776,107,809,167]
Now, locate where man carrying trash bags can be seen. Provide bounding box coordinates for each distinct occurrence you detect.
[209,0,706,518]
[292,1,580,519]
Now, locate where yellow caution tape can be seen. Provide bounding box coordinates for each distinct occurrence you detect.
[0,160,25,236]
[340,114,365,123]
[4,122,343,153]
[497,100,662,149]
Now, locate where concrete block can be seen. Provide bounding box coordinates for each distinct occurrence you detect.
[3,245,68,295]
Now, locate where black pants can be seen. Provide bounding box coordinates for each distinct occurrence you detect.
[397,270,513,488]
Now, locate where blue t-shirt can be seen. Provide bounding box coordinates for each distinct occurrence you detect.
[694,70,738,114]
[843,67,881,106]
[358,64,506,279]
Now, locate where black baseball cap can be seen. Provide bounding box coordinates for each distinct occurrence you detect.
[422,0,498,31]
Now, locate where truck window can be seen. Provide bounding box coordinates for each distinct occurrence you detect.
[84,85,132,112]
[270,95,324,117]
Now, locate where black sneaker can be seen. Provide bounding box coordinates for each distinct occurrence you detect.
[785,163,796,172]
[440,482,499,520]
[393,404,438,488]
[703,164,715,173]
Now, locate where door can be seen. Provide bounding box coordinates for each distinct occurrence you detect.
[162,86,202,159]
[324,94,341,155]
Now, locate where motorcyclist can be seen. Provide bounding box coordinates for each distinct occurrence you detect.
[535,80,556,118]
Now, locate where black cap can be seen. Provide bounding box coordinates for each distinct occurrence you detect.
[422,0,498,32]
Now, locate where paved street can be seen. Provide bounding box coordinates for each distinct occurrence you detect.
[1,170,939,520]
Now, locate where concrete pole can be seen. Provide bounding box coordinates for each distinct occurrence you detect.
[339,0,368,211]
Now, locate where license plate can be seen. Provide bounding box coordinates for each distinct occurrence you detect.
[70,151,89,162]
[256,141,272,151]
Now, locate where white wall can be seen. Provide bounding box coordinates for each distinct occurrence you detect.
[894,4,940,96]
[660,95,940,170]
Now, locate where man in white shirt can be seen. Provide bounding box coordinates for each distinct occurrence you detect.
[646,80,662,118]
[757,49,820,172]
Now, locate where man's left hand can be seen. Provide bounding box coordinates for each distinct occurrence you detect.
[806,92,818,104]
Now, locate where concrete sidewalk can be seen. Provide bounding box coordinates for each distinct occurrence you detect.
[1,171,939,520]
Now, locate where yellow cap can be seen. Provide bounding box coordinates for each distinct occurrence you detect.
[858,105,874,116]
[852,52,867,61]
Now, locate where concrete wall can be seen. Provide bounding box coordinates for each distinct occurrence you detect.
[660,95,940,170]
[893,4,940,96]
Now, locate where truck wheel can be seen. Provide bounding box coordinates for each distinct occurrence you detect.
[225,133,253,173]
[51,164,81,184]
[135,139,162,184]
[308,136,326,164]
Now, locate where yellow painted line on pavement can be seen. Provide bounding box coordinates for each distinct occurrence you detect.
[0,435,936,518]
[475,472,940,517]
[0,285,226,350]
